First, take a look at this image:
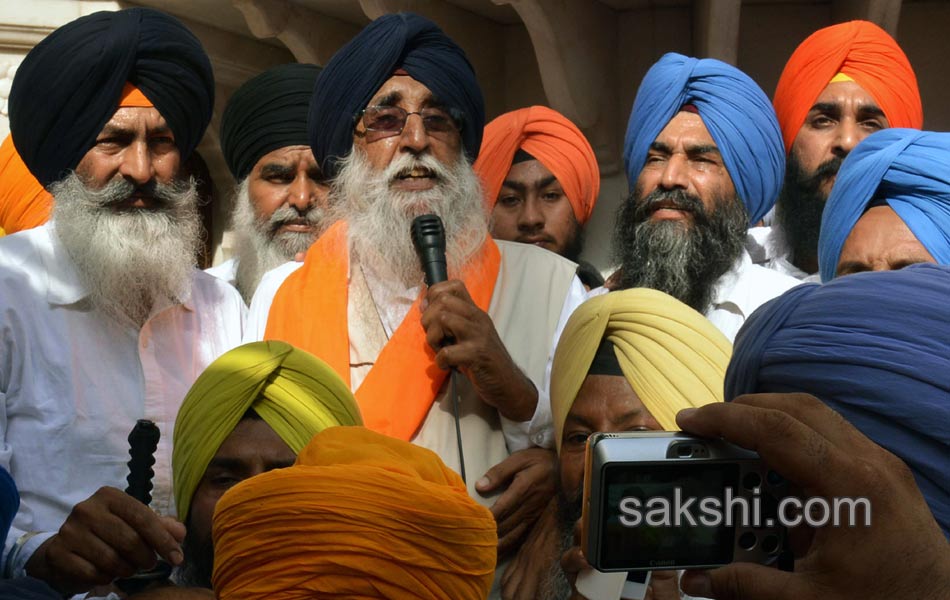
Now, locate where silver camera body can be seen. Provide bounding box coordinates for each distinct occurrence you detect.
[582,431,787,572]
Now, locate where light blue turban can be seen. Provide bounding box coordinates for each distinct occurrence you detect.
[725,264,950,538]
[623,53,784,225]
[818,128,950,281]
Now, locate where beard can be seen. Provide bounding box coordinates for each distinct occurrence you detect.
[540,484,585,600]
[612,186,748,314]
[775,153,842,272]
[50,172,200,327]
[330,149,488,287]
[230,179,325,303]
[177,524,214,588]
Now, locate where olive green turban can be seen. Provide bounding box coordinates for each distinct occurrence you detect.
[551,289,731,451]
[173,341,362,522]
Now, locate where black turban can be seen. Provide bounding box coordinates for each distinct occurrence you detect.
[220,63,322,180]
[308,12,484,179]
[8,8,214,187]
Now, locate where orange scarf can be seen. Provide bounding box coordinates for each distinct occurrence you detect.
[265,220,501,440]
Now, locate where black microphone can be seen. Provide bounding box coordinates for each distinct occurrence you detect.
[411,214,448,287]
[411,213,466,483]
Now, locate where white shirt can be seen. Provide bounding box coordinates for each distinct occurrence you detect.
[706,248,803,341]
[589,249,802,342]
[204,257,238,287]
[245,259,587,451]
[745,225,820,283]
[0,224,246,576]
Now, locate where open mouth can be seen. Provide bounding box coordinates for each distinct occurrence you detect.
[396,166,436,181]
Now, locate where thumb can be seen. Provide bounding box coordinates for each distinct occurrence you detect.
[680,564,801,600]
[476,454,523,493]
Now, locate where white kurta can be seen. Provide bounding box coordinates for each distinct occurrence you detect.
[0,224,246,576]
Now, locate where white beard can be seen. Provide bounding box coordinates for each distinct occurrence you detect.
[50,172,201,327]
[330,149,488,287]
[230,179,325,303]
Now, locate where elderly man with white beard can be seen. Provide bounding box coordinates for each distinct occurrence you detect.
[209,63,329,302]
[0,9,244,596]
[246,13,587,581]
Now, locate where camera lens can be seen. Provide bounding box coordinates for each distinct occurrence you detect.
[738,531,757,551]
[676,444,692,457]
[761,534,780,554]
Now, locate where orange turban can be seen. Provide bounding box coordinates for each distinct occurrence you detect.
[0,134,52,236]
[475,105,600,224]
[773,20,922,153]
[212,426,497,599]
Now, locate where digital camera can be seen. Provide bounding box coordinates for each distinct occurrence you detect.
[581,431,787,571]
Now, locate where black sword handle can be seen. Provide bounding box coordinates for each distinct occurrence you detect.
[116,419,172,594]
[125,419,160,505]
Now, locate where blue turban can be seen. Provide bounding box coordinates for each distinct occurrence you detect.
[818,128,950,281]
[623,53,784,225]
[8,8,214,187]
[725,264,950,537]
[0,467,17,544]
[308,12,484,179]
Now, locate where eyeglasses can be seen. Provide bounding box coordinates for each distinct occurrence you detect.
[353,105,462,142]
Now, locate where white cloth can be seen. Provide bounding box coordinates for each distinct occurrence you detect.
[745,225,820,282]
[0,224,246,576]
[706,248,803,341]
[590,249,801,342]
[245,251,587,452]
[204,257,238,287]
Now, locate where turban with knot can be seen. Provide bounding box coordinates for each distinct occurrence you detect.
[308,12,484,179]
[220,63,322,181]
[818,128,950,281]
[8,7,214,187]
[474,105,600,224]
[0,134,51,236]
[725,264,950,536]
[623,53,784,225]
[551,288,732,451]
[212,426,497,599]
[172,341,362,523]
[773,20,922,154]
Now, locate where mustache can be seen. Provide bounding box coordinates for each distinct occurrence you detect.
[635,188,709,222]
[83,176,190,211]
[383,153,451,184]
[267,204,324,232]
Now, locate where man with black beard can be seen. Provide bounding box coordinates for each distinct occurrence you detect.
[753,21,922,279]
[608,53,798,341]
[246,13,587,588]
[209,63,329,302]
[0,9,244,596]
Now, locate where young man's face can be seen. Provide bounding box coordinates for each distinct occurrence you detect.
[490,159,582,259]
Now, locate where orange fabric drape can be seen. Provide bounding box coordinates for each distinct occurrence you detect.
[0,134,52,236]
[264,221,501,440]
[212,426,497,599]
[773,20,922,153]
[474,105,600,224]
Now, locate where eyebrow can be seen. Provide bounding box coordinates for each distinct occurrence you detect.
[501,174,559,193]
[809,102,886,120]
[835,261,869,275]
[564,408,644,430]
[205,457,297,472]
[259,163,295,178]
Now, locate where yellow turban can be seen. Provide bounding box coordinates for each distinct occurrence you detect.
[551,289,731,451]
[172,341,362,522]
[212,426,497,599]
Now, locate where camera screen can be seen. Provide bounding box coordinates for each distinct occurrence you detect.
[599,462,738,570]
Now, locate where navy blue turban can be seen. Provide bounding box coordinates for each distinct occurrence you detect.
[8,8,214,187]
[308,12,484,179]
[221,63,321,181]
[818,128,950,281]
[725,264,950,537]
[0,467,17,544]
[623,53,784,225]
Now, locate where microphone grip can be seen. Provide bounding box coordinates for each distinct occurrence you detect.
[418,247,448,287]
